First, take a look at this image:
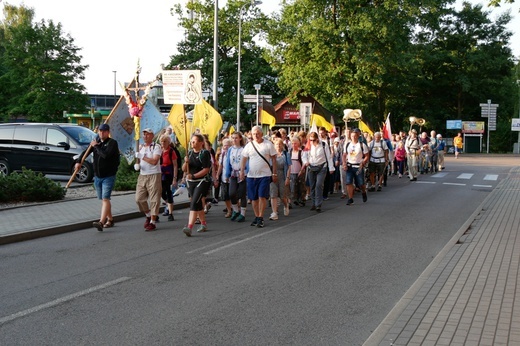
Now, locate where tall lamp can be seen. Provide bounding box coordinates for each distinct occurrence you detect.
[237,0,262,132]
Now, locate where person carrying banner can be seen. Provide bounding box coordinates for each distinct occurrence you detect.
[135,128,163,231]
[75,123,120,232]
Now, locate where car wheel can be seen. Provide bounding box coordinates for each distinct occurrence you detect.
[74,162,94,183]
[0,159,11,176]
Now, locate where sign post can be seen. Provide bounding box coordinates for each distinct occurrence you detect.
[479,99,498,153]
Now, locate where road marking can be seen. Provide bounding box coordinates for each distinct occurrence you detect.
[457,173,473,179]
[473,184,493,188]
[416,181,436,184]
[186,233,247,254]
[0,277,131,325]
[203,217,311,255]
[443,182,466,186]
[431,173,448,178]
[483,174,498,181]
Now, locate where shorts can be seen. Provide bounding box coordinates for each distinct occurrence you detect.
[246,176,271,200]
[345,166,365,187]
[94,175,116,200]
[368,161,386,175]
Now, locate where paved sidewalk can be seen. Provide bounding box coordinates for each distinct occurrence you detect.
[0,191,190,245]
[365,166,520,345]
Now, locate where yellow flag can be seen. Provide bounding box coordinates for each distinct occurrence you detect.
[229,125,236,135]
[359,120,374,136]
[193,99,223,144]
[311,113,334,132]
[167,104,191,150]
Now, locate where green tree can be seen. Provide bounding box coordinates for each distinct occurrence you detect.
[168,0,281,128]
[0,4,89,122]
[265,0,454,130]
[411,2,515,135]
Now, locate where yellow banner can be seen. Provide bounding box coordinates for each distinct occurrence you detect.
[193,99,223,144]
[167,104,191,150]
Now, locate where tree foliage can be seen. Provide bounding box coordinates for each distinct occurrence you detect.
[265,0,516,139]
[167,0,281,128]
[0,4,89,122]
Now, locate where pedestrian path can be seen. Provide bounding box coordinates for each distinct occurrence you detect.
[0,192,190,245]
[364,166,520,345]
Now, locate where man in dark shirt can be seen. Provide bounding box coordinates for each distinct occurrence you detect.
[75,123,120,232]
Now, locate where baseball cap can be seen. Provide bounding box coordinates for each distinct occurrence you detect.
[143,128,154,134]
[436,134,442,138]
[352,128,361,134]
[334,137,340,143]
[98,124,110,131]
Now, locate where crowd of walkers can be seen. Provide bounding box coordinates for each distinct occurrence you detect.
[124,125,454,235]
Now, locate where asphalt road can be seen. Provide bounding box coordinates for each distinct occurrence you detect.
[0,156,514,345]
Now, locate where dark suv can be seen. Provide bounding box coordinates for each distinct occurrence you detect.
[0,123,96,183]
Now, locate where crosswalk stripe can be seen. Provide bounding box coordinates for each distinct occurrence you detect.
[473,184,493,188]
[457,173,473,179]
[432,173,448,178]
[444,182,466,186]
[483,174,498,181]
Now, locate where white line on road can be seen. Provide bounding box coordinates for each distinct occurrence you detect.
[416,181,436,184]
[483,174,498,181]
[0,277,131,325]
[202,217,311,255]
[443,182,466,186]
[431,173,448,178]
[457,173,473,179]
[473,184,493,188]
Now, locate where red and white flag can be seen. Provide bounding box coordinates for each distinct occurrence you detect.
[382,113,392,140]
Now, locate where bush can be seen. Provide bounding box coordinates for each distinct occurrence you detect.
[0,168,65,203]
[114,157,139,191]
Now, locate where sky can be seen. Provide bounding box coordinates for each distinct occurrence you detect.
[1,0,519,95]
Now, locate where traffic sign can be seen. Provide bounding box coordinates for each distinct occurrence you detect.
[243,94,272,103]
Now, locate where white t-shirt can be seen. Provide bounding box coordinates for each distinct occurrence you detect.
[345,141,369,165]
[242,140,277,178]
[139,142,162,175]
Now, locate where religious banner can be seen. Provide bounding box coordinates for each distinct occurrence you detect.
[162,70,203,105]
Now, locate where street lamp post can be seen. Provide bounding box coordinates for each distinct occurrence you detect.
[112,71,117,107]
[237,0,262,132]
[254,83,261,126]
[213,0,219,111]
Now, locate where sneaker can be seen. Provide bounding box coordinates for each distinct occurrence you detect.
[269,212,278,220]
[377,185,382,191]
[162,209,169,216]
[316,206,322,213]
[362,192,368,203]
[257,218,264,228]
[196,225,207,233]
[346,198,354,205]
[182,227,192,237]
[145,223,156,231]
[168,214,174,221]
[144,217,151,228]
[369,186,376,192]
[284,206,289,216]
[211,198,219,205]
[92,221,103,232]
[230,211,239,221]
[250,217,259,227]
[236,214,245,222]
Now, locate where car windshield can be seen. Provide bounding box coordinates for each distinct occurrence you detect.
[61,126,97,145]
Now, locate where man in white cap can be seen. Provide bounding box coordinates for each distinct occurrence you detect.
[135,128,162,231]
